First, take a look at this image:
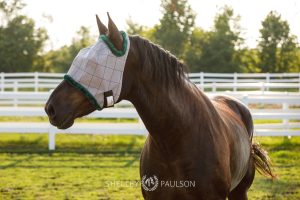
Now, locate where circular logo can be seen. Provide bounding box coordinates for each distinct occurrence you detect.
[141,175,159,191]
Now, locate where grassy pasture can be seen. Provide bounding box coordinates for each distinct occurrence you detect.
[0,134,299,200]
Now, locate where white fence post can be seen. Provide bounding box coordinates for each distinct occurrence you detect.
[34,72,39,92]
[282,103,290,139]
[13,81,18,92]
[48,125,56,150]
[261,82,265,93]
[233,72,237,92]
[298,73,300,92]
[242,94,249,106]
[13,81,18,107]
[200,72,204,90]
[212,82,216,93]
[266,73,270,91]
[0,72,4,92]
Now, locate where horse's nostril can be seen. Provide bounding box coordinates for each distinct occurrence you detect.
[47,104,56,117]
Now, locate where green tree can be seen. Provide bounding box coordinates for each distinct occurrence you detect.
[258,11,299,72]
[239,48,260,72]
[295,49,300,72]
[0,0,25,23]
[68,26,95,61]
[153,0,195,58]
[185,6,243,72]
[42,46,71,72]
[126,18,156,41]
[43,26,95,72]
[0,0,48,72]
[183,27,208,72]
[126,17,147,36]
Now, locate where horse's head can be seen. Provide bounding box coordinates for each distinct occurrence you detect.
[45,13,138,129]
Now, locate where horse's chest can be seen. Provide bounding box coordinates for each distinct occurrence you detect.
[140,137,169,177]
[140,135,229,181]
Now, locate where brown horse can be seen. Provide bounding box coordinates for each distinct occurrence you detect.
[45,14,275,199]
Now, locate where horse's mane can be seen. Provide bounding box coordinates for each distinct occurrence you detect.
[130,36,188,89]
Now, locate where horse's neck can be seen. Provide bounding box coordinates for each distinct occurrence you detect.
[130,79,211,142]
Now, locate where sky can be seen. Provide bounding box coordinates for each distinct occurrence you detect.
[22,0,300,50]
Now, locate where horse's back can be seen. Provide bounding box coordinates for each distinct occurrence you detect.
[211,95,253,139]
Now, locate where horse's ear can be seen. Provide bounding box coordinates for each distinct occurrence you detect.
[107,12,123,50]
[96,14,108,35]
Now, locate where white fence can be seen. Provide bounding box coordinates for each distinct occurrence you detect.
[1,90,300,107]
[0,91,299,150]
[0,72,300,150]
[189,72,300,92]
[1,72,300,92]
[0,72,62,92]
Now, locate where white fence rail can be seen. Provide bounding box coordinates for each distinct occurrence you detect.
[0,72,62,92]
[189,72,300,92]
[0,91,299,150]
[1,72,300,92]
[1,72,300,150]
[1,90,300,107]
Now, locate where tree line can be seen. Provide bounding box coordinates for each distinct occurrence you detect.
[0,0,299,73]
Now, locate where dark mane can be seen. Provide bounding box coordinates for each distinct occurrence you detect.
[130,35,188,89]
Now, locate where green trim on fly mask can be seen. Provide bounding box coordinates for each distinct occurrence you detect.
[64,75,101,110]
[100,31,128,57]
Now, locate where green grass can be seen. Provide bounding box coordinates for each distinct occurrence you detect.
[0,134,144,200]
[249,137,300,199]
[0,134,299,200]
[254,119,283,124]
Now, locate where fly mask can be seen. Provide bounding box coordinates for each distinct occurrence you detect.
[64,31,130,110]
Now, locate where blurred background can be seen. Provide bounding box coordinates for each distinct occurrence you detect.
[0,0,299,200]
[0,0,299,73]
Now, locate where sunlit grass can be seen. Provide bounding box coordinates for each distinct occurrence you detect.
[249,137,300,200]
[0,134,145,200]
[253,119,282,124]
[0,134,299,199]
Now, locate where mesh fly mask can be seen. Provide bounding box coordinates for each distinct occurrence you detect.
[64,31,130,110]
